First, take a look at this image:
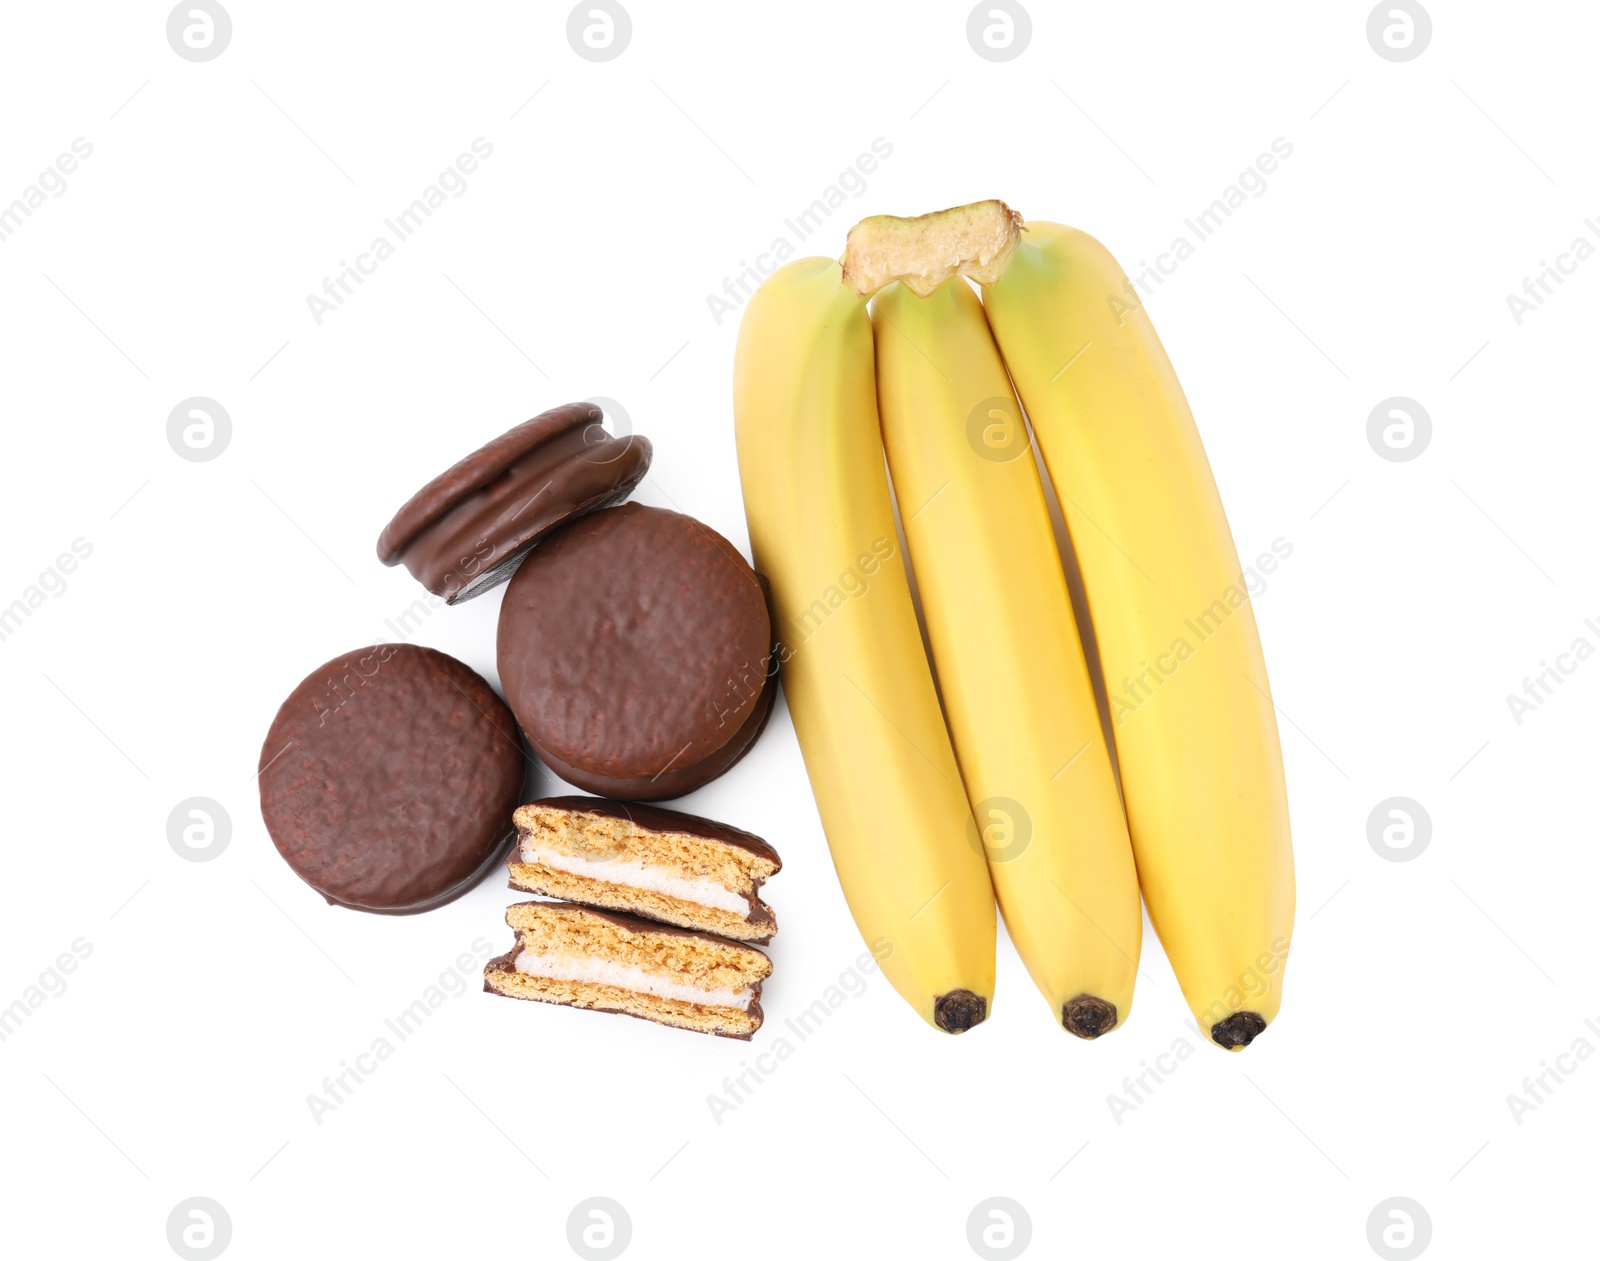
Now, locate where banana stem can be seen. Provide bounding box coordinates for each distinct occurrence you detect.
[841,199,1023,297]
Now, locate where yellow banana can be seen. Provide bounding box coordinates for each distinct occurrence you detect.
[983,219,1294,1049]
[845,202,1294,1049]
[871,277,1141,1038]
[733,256,996,1033]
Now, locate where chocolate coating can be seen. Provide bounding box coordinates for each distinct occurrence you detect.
[258,644,524,913]
[378,402,651,603]
[497,503,772,801]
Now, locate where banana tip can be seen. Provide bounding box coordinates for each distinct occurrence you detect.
[933,989,988,1034]
[1062,995,1118,1039]
[1210,1011,1268,1050]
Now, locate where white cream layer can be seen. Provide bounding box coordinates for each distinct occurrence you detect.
[513,949,752,1011]
[519,840,751,916]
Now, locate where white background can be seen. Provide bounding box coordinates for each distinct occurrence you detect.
[2,3,1596,1258]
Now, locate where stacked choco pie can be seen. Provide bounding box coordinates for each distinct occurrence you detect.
[257,403,781,1038]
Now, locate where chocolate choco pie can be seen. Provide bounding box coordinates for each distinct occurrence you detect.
[261,403,778,938]
[258,644,524,913]
[377,401,651,603]
[497,503,775,801]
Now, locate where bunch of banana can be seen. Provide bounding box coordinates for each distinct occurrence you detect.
[734,201,1294,1049]
[733,257,996,1034]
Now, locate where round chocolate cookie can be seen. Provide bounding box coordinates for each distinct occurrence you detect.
[259,644,525,913]
[497,503,772,801]
[377,402,651,604]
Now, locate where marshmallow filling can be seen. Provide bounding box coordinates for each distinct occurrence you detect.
[513,949,754,1011]
[519,839,752,916]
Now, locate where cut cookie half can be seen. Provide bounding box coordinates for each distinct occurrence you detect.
[507,797,781,942]
[483,901,771,1038]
